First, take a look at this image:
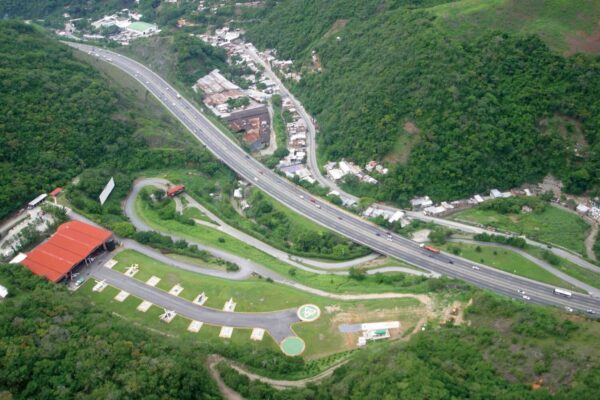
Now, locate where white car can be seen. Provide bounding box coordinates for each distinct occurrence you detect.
[254,177,258,182]
[517,289,525,294]
[565,306,574,313]
[471,265,480,270]
[522,295,531,301]
[299,195,304,199]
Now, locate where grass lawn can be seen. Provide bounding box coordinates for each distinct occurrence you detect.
[135,192,433,294]
[182,206,213,224]
[108,249,425,357]
[450,205,590,255]
[160,171,368,261]
[440,242,579,291]
[429,0,600,53]
[78,279,280,352]
[525,247,600,290]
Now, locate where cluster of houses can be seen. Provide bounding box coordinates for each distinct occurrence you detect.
[362,207,409,227]
[324,160,380,184]
[574,199,600,222]
[193,69,272,151]
[57,9,158,45]
[411,187,539,217]
[276,98,316,184]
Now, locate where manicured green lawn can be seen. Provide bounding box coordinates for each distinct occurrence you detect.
[106,250,424,357]
[430,0,600,53]
[135,193,433,294]
[78,279,280,352]
[451,206,590,255]
[525,247,600,290]
[440,242,579,291]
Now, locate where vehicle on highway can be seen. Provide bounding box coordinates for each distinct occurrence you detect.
[517,289,525,294]
[565,306,574,313]
[375,233,381,237]
[522,295,531,301]
[315,204,321,209]
[176,93,181,99]
[471,265,480,270]
[448,260,454,264]
[587,309,597,315]
[253,177,258,182]
[554,288,573,298]
[420,244,441,254]
[299,195,304,199]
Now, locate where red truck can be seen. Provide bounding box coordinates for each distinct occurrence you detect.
[420,244,440,254]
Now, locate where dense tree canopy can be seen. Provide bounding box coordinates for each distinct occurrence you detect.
[246,1,600,203]
[0,264,221,399]
[0,21,143,219]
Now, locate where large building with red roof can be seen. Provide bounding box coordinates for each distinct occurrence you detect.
[21,221,113,282]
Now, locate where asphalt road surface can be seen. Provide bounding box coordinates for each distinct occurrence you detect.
[66,42,600,316]
[93,267,299,342]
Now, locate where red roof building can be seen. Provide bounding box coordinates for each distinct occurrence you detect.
[167,185,185,197]
[21,221,113,282]
[49,187,63,197]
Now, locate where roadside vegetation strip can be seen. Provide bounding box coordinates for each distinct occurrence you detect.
[131,188,437,295]
[450,205,590,256]
[439,242,580,292]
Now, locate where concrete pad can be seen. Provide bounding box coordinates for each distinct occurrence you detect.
[193,292,208,306]
[223,298,236,312]
[137,300,152,312]
[104,259,118,269]
[92,280,107,292]
[160,310,176,323]
[146,276,161,287]
[168,283,184,296]
[412,229,431,243]
[114,290,129,302]
[219,326,233,338]
[188,320,203,333]
[125,264,139,277]
[250,328,265,341]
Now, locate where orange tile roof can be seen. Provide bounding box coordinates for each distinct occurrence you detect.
[21,221,112,282]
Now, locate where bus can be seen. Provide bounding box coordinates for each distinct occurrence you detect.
[553,288,573,298]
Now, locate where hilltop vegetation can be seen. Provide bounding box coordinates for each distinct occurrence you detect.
[219,293,600,399]
[0,264,221,399]
[246,1,600,204]
[0,21,141,219]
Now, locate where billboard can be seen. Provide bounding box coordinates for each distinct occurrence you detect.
[99,177,115,206]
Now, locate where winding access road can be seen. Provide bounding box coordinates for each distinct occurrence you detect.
[66,42,600,315]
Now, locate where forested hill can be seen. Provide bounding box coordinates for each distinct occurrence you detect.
[0,21,140,219]
[246,0,600,204]
[0,264,221,398]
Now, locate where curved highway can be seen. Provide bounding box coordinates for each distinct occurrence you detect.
[66,42,600,315]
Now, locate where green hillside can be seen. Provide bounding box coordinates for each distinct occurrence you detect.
[431,0,600,54]
[246,0,600,203]
[0,21,139,219]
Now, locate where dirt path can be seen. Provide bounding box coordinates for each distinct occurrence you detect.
[584,219,598,262]
[207,354,349,390]
[206,355,244,400]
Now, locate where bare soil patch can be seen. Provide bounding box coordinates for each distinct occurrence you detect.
[566,23,600,55]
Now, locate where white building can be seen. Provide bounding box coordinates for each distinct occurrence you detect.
[410,196,433,210]
[0,284,7,299]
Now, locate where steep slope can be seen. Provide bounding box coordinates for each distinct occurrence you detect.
[0,21,141,219]
[246,1,600,203]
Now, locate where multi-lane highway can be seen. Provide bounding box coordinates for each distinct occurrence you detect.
[66,42,600,315]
